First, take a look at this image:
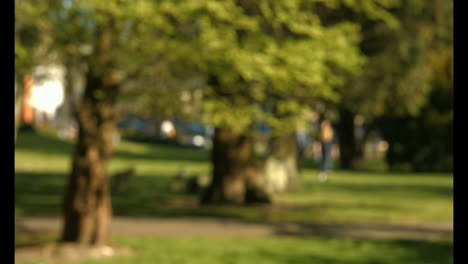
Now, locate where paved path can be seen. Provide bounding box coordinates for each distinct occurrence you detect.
[16,216,453,241]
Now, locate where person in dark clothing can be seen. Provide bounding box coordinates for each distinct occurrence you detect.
[318,120,334,182]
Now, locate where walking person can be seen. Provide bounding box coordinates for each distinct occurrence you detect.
[318,119,334,182]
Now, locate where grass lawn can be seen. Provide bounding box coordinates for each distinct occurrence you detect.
[103,237,453,264]
[15,131,453,264]
[15,131,453,225]
[15,236,452,264]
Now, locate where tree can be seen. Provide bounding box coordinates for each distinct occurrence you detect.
[44,0,177,245]
[252,0,402,192]
[15,0,54,140]
[316,0,452,170]
[375,0,453,172]
[158,1,402,204]
[262,101,312,194]
[370,0,452,172]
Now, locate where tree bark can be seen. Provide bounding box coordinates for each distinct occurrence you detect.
[337,107,358,170]
[263,133,301,193]
[201,127,271,205]
[61,24,119,246]
[61,71,119,245]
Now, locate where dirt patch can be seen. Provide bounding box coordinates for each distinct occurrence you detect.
[15,216,452,262]
[16,216,452,240]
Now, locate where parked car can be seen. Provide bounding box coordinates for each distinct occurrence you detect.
[117,118,157,141]
[173,120,213,149]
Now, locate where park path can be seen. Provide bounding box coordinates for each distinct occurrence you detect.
[16,216,453,241]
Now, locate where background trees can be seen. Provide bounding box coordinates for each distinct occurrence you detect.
[316,0,453,171]
[15,0,54,140]
[375,0,453,172]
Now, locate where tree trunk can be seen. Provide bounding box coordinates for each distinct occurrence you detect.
[61,72,119,245]
[263,133,301,193]
[201,127,271,205]
[337,107,357,170]
[61,24,119,246]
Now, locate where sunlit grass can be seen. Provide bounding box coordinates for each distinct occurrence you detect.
[15,236,453,264]
[276,170,453,223]
[15,131,453,224]
[15,131,453,264]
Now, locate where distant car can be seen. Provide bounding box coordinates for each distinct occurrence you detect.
[117,118,156,139]
[118,118,147,132]
[173,120,213,149]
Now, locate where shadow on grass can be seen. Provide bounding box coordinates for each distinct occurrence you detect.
[273,222,452,240]
[15,131,74,156]
[15,169,452,224]
[113,145,209,163]
[15,171,177,216]
[15,231,57,249]
[14,171,241,220]
[15,171,328,223]
[15,172,68,215]
[14,170,327,222]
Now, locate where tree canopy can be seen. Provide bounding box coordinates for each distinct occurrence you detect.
[122,1,401,135]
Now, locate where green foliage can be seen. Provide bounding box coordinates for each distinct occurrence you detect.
[34,0,183,85]
[15,0,54,76]
[319,0,453,172]
[337,0,452,118]
[155,0,401,132]
[365,1,453,172]
[17,0,403,134]
[376,52,453,172]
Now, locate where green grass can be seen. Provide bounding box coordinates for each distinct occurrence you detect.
[15,236,452,264]
[14,131,453,263]
[15,131,453,224]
